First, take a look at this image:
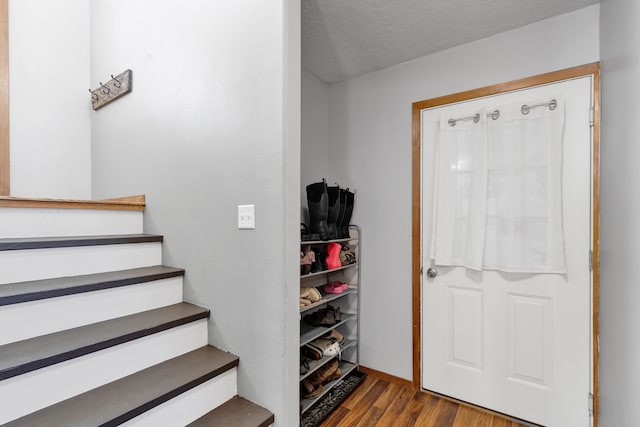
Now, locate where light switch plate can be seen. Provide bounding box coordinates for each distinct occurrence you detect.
[238,204,255,229]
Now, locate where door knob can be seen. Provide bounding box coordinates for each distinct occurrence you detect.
[426,267,438,278]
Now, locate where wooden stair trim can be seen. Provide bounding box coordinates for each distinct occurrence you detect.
[97,195,146,204]
[0,265,185,306]
[0,194,146,211]
[0,234,163,251]
[187,396,274,427]
[0,303,209,381]
[4,346,239,427]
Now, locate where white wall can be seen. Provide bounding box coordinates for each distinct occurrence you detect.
[599,2,640,425]
[327,5,600,381]
[8,0,91,199]
[301,69,329,223]
[90,1,300,425]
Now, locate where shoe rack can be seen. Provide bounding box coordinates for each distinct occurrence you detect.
[299,225,362,417]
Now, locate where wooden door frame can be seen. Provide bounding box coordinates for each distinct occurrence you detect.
[0,0,9,196]
[411,62,601,424]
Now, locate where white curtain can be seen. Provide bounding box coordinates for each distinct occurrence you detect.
[432,109,488,271]
[432,98,567,274]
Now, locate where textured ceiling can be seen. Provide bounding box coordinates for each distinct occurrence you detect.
[302,0,599,83]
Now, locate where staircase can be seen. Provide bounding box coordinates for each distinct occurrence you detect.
[0,195,274,426]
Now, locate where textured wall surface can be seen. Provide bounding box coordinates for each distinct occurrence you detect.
[9,0,91,198]
[302,0,599,83]
[301,69,329,224]
[90,1,300,425]
[599,1,640,425]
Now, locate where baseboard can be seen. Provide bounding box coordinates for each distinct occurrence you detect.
[358,366,413,388]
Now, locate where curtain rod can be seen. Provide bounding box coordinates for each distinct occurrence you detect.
[448,99,557,127]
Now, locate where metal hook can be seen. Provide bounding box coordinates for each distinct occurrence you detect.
[99,82,110,94]
[110,74,121,88]
[88,89,99,101]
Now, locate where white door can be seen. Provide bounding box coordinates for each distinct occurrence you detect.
[421,76,593,427]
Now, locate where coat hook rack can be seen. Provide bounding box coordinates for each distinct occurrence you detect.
[89,69,132,110]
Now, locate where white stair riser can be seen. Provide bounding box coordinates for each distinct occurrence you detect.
[0,243,162,284]
[0,320,208,424]
[0,209,143,238]
[0,277,184,345]
[121,368,238,427]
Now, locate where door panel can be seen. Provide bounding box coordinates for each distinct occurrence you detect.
[421,76,593,427]
[449,287,483,371]
[507,293,552,388]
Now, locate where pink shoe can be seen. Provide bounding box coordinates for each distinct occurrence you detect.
[324,281,349,294]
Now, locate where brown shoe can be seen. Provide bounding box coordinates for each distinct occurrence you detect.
[316,359,341,384]
[302,383,324,399]
[303,305,341,327]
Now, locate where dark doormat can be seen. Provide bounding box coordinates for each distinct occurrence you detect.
[301,370,367,427]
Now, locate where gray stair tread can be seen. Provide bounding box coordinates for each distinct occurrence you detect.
[187,396,274,427]
[0,265,185,306]
[4,345,239,427]
[0,302,209,380]
[0,233,163,251]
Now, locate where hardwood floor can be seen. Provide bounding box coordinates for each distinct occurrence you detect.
[319,374,530,427]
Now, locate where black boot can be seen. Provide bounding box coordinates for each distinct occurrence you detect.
[340,189,354,238]
[306,180,330,240]
[335,189,348,239]
[327,185,341,240]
